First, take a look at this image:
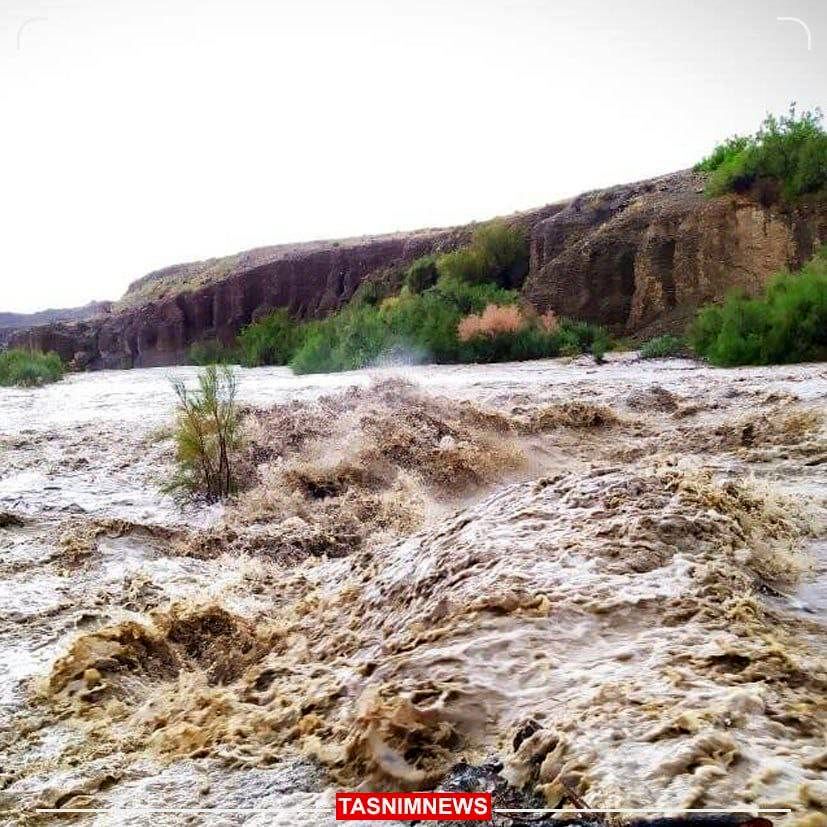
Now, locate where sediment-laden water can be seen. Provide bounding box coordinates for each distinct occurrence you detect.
[1,357,825,826]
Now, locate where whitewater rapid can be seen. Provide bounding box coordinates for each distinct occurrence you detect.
[1,356,825,826]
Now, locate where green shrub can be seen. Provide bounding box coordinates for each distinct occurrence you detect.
[191,309,305,369]
[590,329,609,362]
[289,305,393,374]
[436,220,529,287]
[458,325,558,363]
[694,135,753,173]
[404,256,439,294]
[287,269,612,375]
[473,221,530,287]
[237,309,303,366]
[352,279,388,307]
[639,334,685,359]
[437,245,488,284]
[378,289,459,364]
[167,365,240,501]
[0,349,63,387]
[288,322,335,375]
[187,339,240,365]
[690,246,827,366]
[608,336,638,352]
[382,279,526,363]
[289,278,522,374]
[456,313,609,365]
[695,105,826,199]
[432,276,518,314]
[555,319,610,362]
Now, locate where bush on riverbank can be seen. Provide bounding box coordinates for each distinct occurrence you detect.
[288,287,609,374]
[0,349,63,387]
[289,279,515,374]
[436,220,529,287]
[235,274,610,376]
[639,334,685,359]
[404,256,439,294]
[458,308,609,364]
[695,105,826,200]
[690,246,827,366]
[237,309,303,366]
[187,339,240,365]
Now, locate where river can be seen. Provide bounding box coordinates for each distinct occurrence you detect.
[1,356,825,825]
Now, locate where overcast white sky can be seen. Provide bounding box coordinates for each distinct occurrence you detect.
[1,0,824,312]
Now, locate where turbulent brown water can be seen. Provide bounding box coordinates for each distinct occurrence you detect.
[1,356,825,826]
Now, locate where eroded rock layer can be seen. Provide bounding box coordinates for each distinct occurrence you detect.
[525,172,827,335]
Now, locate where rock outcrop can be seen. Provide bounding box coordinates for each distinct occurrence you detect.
[0,301,112,347]
[7,170,826,368]
[525,170,826,336]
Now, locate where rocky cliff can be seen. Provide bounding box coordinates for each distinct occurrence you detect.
[7,206,562,369]
[525,171,826,336]
[8,171,826,368]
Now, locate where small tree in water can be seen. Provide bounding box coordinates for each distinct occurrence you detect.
[168,365,240,500]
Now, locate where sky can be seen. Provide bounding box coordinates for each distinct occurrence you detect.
[1,0,825,313]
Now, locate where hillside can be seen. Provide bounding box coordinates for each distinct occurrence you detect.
[8,170,826,369]
[0,301,112,345]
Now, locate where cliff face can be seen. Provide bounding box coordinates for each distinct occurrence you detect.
[99,231,465,369]
[525,171,827,335]
[8,171,826,368]
[10,231,466,368]
[7,206,562,369]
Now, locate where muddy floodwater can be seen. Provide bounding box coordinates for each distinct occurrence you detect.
[1,356,825,826]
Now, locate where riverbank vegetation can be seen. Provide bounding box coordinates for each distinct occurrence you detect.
[237,309,303,367]
[435,220,529,288]
[639,334,685,359]
[0,349,64,387]
[187,339,239,366]
[690,246,827,366]
[188,220,608,373]
[695,104,826,200]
